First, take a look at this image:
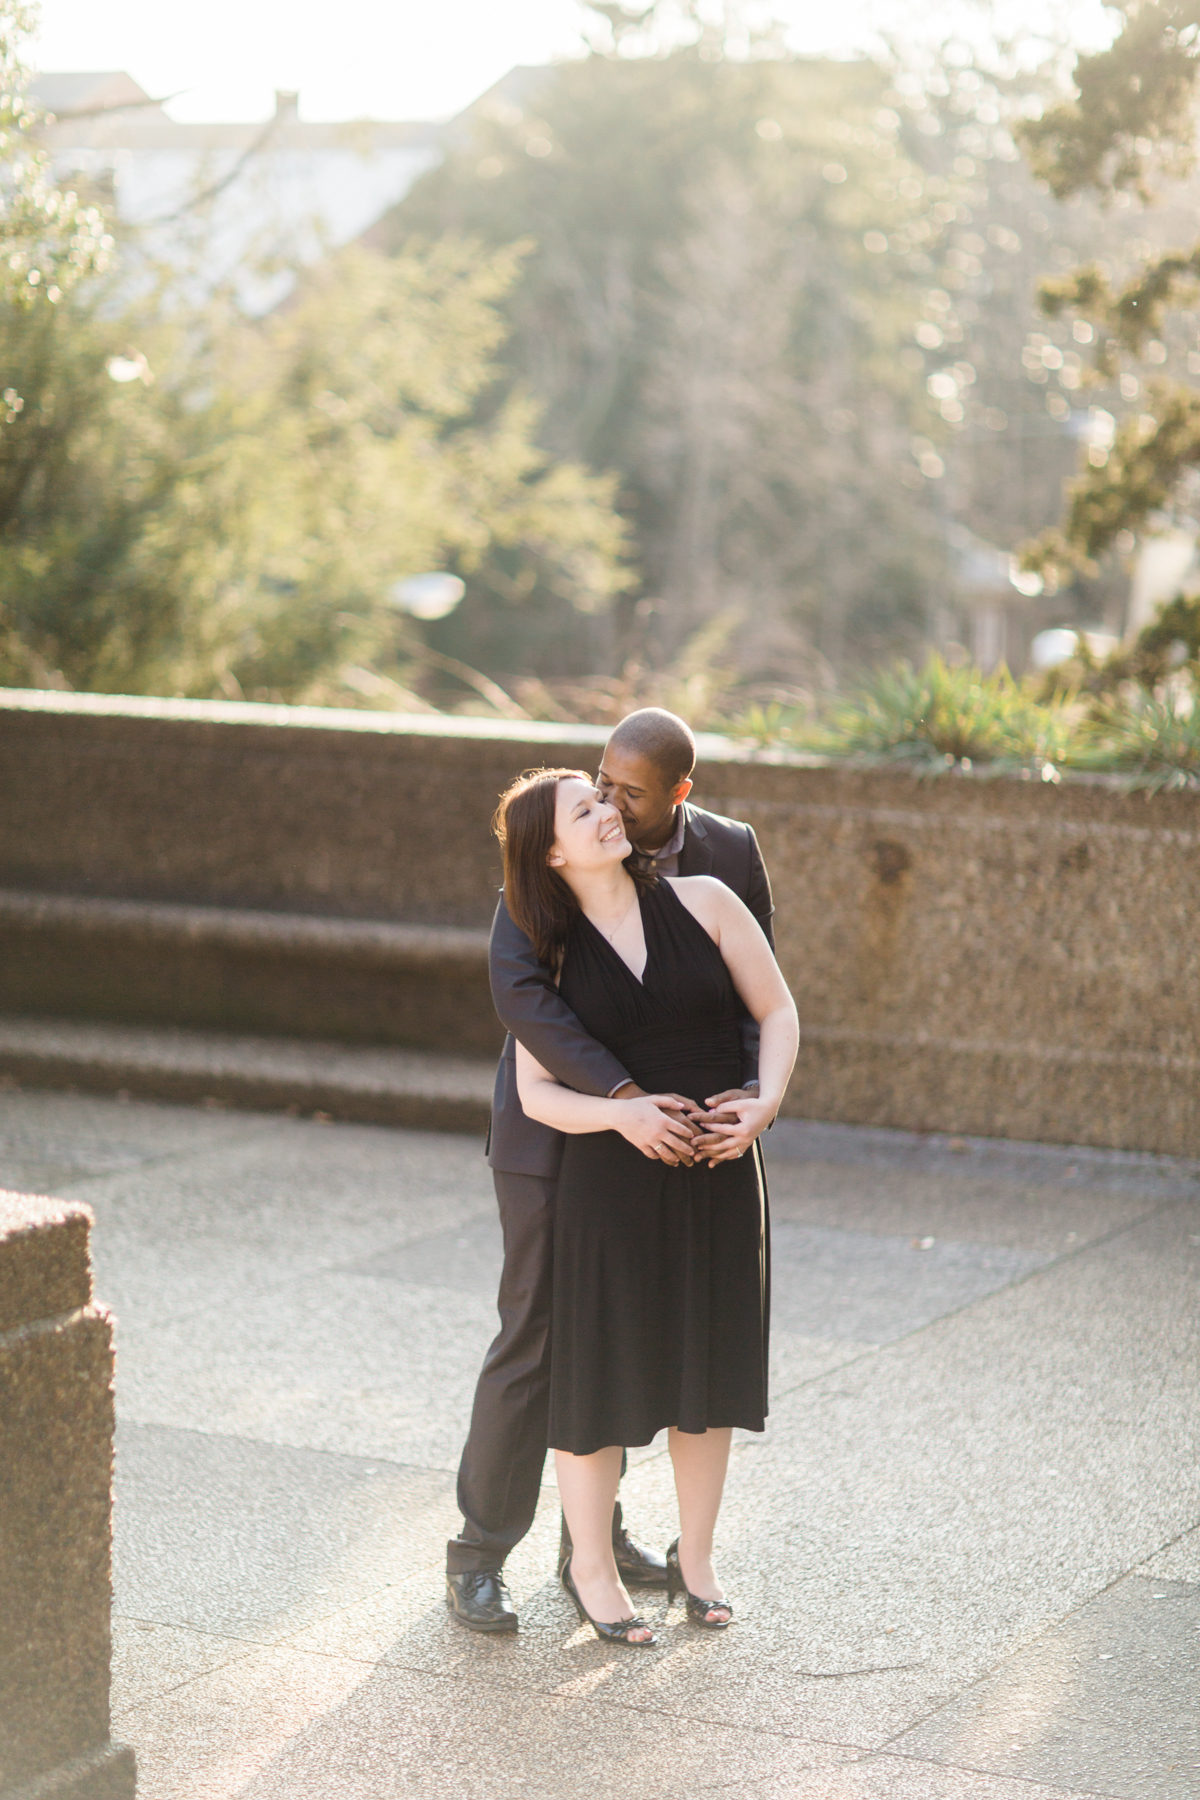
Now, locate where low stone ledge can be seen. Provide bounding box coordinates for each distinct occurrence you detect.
[4,685,1199,1156]
[0,1194,93,1336]
[795,1027,1200,1159]
[0,1193,134,1800]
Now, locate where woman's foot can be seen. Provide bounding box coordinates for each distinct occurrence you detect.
[565,1555,655,1643]
[667,1538,732,1626]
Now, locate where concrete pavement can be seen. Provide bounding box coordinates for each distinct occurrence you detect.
[1,1090,1197,1799]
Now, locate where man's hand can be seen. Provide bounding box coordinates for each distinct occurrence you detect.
[693,1092,775,1164]
[690,1087,767,1161]
[704,1085,759,1112]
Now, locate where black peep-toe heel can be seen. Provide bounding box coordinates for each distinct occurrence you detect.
[561,1556,656,1647]
[666,1538,734,1629]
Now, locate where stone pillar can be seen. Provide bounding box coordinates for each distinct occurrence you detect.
[0,1192,135,1800]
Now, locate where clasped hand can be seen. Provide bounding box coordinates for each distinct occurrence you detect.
[612,1085,769,1166]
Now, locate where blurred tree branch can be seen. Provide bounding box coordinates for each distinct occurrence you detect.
[0,1,113,305]
[1018,0,1200,201]
[1015,0,1200,583]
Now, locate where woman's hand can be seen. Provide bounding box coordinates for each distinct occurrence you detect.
[609,1094,701,1164]
[692,1094,776,1164]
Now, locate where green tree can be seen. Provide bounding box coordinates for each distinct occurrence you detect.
[0,1,626,701]
[163,239,631,703]
[384,21,949,685]
[0,1,112,305]
[1015,1,1200,573]
[0,239,628,699]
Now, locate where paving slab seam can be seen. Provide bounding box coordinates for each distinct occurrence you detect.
[765,1190,1195,1417]
[200,1644,876,1756]
[111,1211,501,1341]
[259,1627,948,1750]
[111,1636,878,1770]
[877,1747,1120,1799]
[116,1419,479,1491]
[47,1115,292,1192]
[110,1625,267,1719]
[1126,1515,1200,1573]
[312,1215,514,1284]
[869,1552,1200,1764]
[112,1608,281,1646]
[768,1339,887,1408]
[769,1116,1200,1177]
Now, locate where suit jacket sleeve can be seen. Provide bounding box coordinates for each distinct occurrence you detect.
[489,893,632,1098]
[744,825,775,952]
[737,824,775,1084]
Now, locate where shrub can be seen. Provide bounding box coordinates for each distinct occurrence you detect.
[813,655,1076,773]
[1074,687,1200,788]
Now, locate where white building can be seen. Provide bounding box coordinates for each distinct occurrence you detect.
[30,72,443,311]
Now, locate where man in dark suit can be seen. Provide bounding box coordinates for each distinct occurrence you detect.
[446,708,775,1632]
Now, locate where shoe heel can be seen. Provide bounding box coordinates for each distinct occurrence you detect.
[665,1537,733,1629]
[561,1557,589,1626]
[665,1537,683,1607]
[561,1555,656,1647]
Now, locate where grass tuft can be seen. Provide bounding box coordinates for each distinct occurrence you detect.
[1074,687,1200,788]
[810,655,1075,774]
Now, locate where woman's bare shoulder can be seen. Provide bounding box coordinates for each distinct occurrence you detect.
[666,874,736,905]
[665,874,724,893]
[663,874,733,929]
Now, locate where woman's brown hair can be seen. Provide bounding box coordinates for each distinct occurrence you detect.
[493,767,655,967]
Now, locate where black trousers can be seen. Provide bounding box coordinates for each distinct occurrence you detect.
[448,1170,557,1574]
[447,1169,627,1574]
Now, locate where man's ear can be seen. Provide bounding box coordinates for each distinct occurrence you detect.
[672,777,694,805]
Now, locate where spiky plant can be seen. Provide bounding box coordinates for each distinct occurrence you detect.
[1074,687,1200,789]
[818,655,1076,772]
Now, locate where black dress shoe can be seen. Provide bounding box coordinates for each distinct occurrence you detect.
[559,1505,668,1588]
[614,1522,669,1587]
[446,1569,518,1633]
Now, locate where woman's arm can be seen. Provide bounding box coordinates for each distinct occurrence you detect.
[667,877,799,1160]
[515,1041,699,1162]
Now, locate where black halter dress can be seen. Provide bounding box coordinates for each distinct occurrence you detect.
[547,878,769,1456]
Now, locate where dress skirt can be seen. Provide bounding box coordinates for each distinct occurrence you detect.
[546,879,770,1456]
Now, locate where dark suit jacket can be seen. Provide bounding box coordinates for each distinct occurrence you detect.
[487,801,776,1179]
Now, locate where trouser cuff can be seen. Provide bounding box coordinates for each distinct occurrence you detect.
[446,1537,506,1575]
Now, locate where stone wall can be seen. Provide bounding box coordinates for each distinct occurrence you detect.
[1,687,1197,1156]
[0,1189,135,1799]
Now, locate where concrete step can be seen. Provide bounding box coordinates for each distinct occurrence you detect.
[0,888,491,967]
[0,889,500,1056]
[0,1016,494,1134]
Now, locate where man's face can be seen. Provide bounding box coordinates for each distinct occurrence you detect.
[596,742,689,848]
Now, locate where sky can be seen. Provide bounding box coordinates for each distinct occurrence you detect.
[27,0,1117,124]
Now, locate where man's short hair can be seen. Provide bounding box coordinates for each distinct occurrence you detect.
[607,708,696,789]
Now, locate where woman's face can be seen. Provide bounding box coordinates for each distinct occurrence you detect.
[548,776,630,874]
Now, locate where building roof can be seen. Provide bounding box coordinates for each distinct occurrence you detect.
[946,521,1020,601]
[28,70,163,119]
[28,73,438,153]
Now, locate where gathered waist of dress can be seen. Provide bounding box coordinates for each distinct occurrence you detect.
[612,1020,743,1104]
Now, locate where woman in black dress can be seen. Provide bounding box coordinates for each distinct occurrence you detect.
[500,768,798,1646]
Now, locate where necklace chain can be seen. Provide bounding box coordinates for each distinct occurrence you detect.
[594,890,638,944]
